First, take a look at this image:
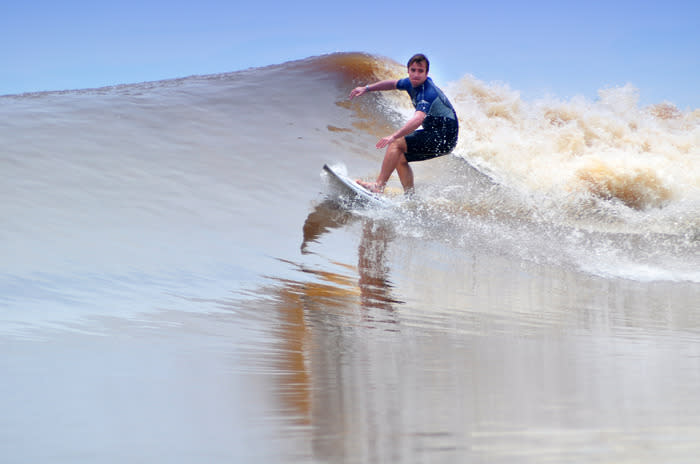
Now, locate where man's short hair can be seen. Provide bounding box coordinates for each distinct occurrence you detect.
[407,54,430,73]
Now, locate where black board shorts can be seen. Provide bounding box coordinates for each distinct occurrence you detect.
[404,118,458,162]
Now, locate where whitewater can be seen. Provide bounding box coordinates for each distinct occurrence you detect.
[1,52,699,463]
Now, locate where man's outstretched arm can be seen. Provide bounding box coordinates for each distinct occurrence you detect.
[349,79,398,99]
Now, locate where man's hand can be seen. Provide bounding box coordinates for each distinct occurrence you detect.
[349,86,367,100]
[375,111,425,149]
[376,135,395,149]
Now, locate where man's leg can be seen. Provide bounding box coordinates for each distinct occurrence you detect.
[359,137,413,193]
[395,153,414,192]
[377,137,413,191]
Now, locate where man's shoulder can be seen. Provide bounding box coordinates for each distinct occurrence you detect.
[423,77,440,92]
[396,77,411,90]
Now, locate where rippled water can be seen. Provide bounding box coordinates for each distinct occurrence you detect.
[1,53,699,463]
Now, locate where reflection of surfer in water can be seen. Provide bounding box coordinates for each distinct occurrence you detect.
[301,201,401,313]
[349,53,459,193]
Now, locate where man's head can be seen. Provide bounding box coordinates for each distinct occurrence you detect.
[407,53,429,87]
[407,54,430,73]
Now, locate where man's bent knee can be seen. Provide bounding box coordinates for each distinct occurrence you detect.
[388,137,407,152]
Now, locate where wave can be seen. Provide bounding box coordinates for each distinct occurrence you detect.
[1,52,698,284]
[297,53,699,214]
[316,53,700,281]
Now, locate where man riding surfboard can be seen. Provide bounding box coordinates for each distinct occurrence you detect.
[349,54,459,193]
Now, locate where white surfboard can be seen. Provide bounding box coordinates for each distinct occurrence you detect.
[322,164,393,208]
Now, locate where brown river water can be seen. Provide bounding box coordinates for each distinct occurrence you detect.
[1,53,699,463]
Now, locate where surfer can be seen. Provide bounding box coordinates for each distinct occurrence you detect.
[349,53,458,193]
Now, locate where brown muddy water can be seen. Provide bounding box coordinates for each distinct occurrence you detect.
[1,53,699,463]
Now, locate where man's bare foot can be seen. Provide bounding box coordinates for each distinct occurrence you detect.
[356,179,384,193]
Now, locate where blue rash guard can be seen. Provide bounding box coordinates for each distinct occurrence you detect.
[396,76,459,161]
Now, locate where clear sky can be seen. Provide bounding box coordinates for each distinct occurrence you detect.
[2,0,699,108]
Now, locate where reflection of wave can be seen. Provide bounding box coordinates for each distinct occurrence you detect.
[300,201,404,312]
[301,200,355,254]
[262,199,700,462]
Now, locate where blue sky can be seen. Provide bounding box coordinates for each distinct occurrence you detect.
[2,0,699,108]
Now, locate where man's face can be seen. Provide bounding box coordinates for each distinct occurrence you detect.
[408,61,428,87]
